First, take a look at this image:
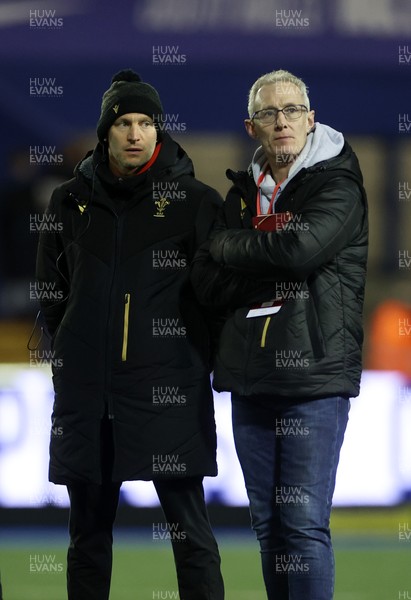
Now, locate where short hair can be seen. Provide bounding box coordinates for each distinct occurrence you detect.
[247,69,310,117]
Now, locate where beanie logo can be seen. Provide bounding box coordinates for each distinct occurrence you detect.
[113,104,120,114]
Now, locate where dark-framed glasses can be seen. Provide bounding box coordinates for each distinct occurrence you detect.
[251,104,308,125]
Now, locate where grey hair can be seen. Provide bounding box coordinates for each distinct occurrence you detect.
[247,69,310,117]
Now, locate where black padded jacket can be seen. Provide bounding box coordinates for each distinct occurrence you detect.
[36,134,222,484]
[191,141,368,399]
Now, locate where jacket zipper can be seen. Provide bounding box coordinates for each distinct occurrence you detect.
[260,316,271,348]
[121,293,131,362]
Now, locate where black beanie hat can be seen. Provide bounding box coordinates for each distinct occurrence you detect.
[96,69,164,143]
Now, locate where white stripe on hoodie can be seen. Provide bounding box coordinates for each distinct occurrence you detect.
[251,122,345,214]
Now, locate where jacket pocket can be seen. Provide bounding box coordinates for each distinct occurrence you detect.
[121,293,131,362]
[306,294,326,358]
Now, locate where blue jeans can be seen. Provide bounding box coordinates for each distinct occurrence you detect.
[231,394,350,600]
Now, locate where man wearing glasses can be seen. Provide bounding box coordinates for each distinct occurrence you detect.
[191,69,368,599]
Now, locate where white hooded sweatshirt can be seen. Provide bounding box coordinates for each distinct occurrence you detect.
[251,122,345,214]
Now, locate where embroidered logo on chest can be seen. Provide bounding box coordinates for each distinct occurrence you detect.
[153,198,170,218]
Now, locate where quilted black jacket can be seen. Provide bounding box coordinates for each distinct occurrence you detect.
[191,141,368,399]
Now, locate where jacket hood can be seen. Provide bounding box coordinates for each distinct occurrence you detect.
[250,122,345,213]
[74,132,195,194]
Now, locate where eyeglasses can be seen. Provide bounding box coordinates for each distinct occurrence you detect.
[251,105,308,125]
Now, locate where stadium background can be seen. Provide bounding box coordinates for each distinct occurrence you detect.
[0,0,411,598]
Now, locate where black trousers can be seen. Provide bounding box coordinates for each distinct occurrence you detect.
[66,422,224,599]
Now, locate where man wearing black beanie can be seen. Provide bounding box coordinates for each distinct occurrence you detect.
[36,69,225,600]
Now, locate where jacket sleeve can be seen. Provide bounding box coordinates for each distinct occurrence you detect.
[209,176,366,281]
[191,201,293,309]
[192,187,224,250]
[35,192,70,337]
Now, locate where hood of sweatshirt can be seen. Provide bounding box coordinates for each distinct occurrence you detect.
[251,122,345,214]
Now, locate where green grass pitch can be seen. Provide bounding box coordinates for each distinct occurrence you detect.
[1,508,410,599]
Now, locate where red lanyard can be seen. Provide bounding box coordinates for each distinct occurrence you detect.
[256,168,284,216]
